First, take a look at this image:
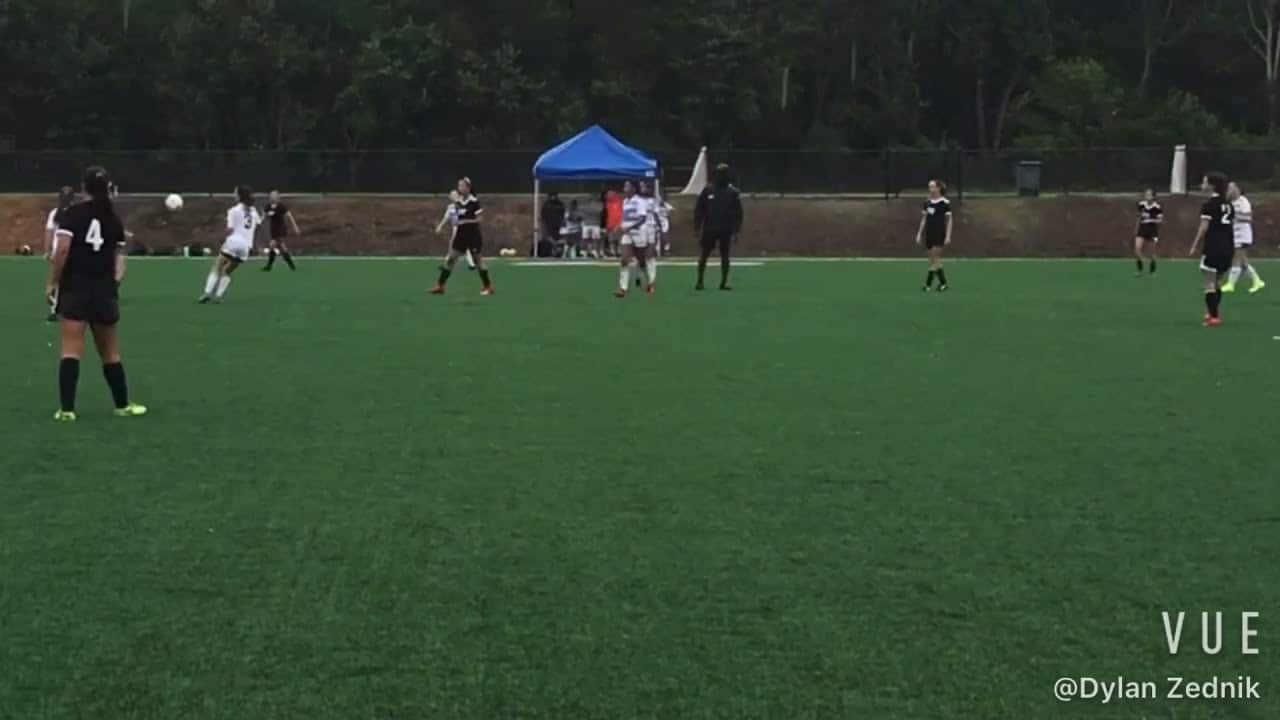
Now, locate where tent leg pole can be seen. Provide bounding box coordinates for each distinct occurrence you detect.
[532,180,540,258]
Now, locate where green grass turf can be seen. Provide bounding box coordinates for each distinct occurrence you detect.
[0,257,1276,720]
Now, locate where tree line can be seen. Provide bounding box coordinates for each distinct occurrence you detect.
[4,0,1280,152]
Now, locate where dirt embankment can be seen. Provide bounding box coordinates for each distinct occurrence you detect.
[3,194,1275,257]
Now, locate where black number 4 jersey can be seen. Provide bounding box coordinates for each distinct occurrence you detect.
[55,201,125,282]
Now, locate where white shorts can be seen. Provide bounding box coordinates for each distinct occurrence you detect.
[622,227,654,248]
[1234,238,1253,249]
[221,238,251,261]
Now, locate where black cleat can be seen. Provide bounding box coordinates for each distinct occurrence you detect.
[719,285,732,291]
[198,295,212,305]
[46,312,58,322]
[922,286,931,292]
[262,267,272,272]
[937,284,949,292]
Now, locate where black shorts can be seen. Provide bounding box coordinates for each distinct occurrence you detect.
[220,252,244,266]
[452,228,483,254]
[700,233,732,253]
[925,235,947,249]
[57,280,120,325]
[1201,246,1233,274]
[270,231,288,243]
[1137,225,1159,241]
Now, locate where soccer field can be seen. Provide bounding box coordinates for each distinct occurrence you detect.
[1,257,1276,719]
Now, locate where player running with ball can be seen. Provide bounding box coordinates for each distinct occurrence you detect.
[199,186,262,304]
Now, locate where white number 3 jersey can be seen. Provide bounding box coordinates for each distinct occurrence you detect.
[226,204,263,244]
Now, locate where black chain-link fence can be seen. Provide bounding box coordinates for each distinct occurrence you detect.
[1,148,1275,196]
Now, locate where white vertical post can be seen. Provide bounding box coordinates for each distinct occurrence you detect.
[1170,145,1187,195]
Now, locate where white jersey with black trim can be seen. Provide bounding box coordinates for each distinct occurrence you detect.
[226,204,263,245]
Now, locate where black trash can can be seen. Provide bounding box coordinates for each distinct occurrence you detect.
[1016,161,1042,197]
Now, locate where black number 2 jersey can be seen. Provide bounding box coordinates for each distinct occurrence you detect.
[55,201,125,282]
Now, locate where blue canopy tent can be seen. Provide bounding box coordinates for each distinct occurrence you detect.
[531,125,659,254]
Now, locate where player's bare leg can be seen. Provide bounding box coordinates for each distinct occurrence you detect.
[644,245,658,294]
[432,250,462,294]
[213,257,241,302]
[929,246,947,291]
[474,252,494,295]
[616,245,635,297]
[90,322,144,415]
[55,319,87,420]
[200,255,229,303]
[1203,269,1224,325]
[1133,237,1146,277]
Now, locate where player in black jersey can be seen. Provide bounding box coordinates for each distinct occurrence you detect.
[1133,189,1162,276]
[262,190,300,271]
[1188,173,1235,327]
[915,180,953,291]
[429,177,494,296]
[46,167,146,421]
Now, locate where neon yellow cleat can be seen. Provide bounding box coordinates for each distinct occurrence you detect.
[1249,280,1266,294]
[53,410,77,422]
[114,404,148,418]
[1221,283,1236,294]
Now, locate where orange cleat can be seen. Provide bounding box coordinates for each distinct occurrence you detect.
[646,283,655,295]
[429,285,446,295]
[1204,316,1222,327]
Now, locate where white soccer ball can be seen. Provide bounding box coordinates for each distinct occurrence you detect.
[164,194,184,211]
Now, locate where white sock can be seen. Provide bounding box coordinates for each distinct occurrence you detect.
[1228,266,1243,285]
[1246,265,1262,284]
[619,262,631,291]
[465,250,476,269]
[203,272,219,296]
[215,275,232,298]
[646,258,658,285]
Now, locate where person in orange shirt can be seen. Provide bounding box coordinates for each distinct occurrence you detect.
[604,187,623,257]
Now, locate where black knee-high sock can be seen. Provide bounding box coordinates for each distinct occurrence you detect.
[102,362,129,409]
[1149,258,1157,273]
[720,248,731,286]
[478,269,492,288]
[437,267,452,286]
[696,251,710,285]
[1135,258,1144,271]
[1206,289,1221,318]
[926,270,936,287]
[59,357,80,412]
[936,268,948,286]
[282,252,296,270]
[265,249,276,269]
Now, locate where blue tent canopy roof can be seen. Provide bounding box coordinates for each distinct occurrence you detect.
[533,125,657,181]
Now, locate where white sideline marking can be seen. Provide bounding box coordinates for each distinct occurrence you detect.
[517,260,765,268]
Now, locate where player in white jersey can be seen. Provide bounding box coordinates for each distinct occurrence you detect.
[615,180,658,297]
[1223,182,1265,294]
[199,185,261,304]
[43,186,77,321]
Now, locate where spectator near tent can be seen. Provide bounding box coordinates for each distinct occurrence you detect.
[540,192,566,258]
[531,125,659,260]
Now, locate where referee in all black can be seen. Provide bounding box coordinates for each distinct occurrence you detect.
[694,163,744,291]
